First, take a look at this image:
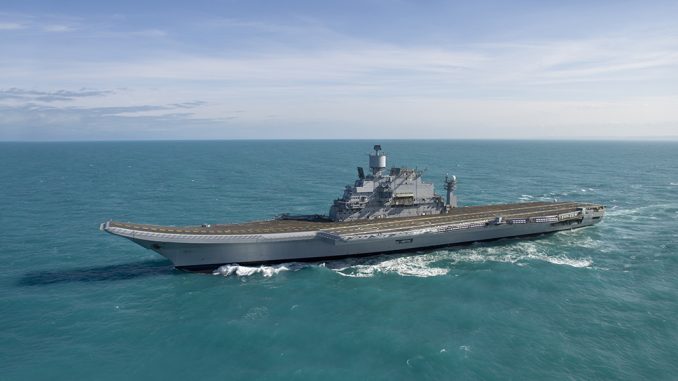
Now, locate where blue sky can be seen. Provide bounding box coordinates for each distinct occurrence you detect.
[1,0,678,140]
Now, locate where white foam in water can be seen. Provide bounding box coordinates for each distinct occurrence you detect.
[522,189,589,202]
[541,256,592,268]
[606,202,678,220]
[554,229,609,251]
[213,240,593,278]
[329,255,449,278]
[605,206,633,217]
[331,239,593,277]
[213,263,309,277]
[444,241,593,268]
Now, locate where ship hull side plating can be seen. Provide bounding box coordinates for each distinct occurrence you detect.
[106,209,604,270]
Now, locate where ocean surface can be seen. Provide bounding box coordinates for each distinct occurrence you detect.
[1,140,677,380]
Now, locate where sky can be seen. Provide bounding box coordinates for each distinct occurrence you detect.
[1,0,678,141]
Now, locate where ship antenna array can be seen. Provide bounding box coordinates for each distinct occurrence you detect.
[444,173,458,208]
[369,144,387,176]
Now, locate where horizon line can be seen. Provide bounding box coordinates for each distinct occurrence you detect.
[2,136,678,143]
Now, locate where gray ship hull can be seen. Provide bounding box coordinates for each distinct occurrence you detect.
[101,202,604,271]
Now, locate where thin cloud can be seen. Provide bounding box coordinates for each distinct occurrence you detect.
[0,88,114,102]
[43,24,75,32]
[129,29,167,37]
[0,100,226,141]
[2,6,678,140]
[0,12,81,33]
[0,22,25,30]
[0,98,208,118]
[170,101,208,109]
[10,34,677,91]
[85,102,206,117]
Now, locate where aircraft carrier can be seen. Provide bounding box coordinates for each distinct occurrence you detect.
[101,145,605,271]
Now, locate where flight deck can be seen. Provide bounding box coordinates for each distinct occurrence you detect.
[107,201,603,237]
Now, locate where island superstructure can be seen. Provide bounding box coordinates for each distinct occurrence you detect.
[328,145,454,221]
[101,145,605,271]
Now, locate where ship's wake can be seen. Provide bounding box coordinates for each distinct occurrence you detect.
[213,240,593,278]
[326,255,449,278]
[213,262,311,277]
[328,241,591,278]
[518,187,597,202]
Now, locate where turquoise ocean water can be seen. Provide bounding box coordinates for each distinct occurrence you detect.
[1,140,677,380]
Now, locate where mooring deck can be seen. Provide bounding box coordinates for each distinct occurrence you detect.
[107,201,603,236]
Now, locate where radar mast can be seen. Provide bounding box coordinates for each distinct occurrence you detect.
[369,144,387,176]
[445,174,458,208]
